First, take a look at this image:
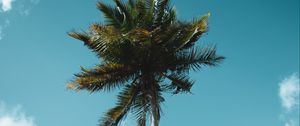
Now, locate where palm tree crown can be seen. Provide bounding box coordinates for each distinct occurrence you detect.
[67,0,224,126]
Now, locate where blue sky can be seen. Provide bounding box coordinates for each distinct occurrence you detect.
[0,0,299,126]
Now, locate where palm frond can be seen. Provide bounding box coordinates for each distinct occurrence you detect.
[88,24,124,60]
[172,45,225,73]
[113,0,134,31]
[68,31,91,45]
[97,1,122,28]
[161,7,177,28]
[160,12,210,51]
[153,22,181,45]
[181,12,211,49]
[154,21,195,52]
[154,0,175,27]
[163,73,194,94]
[128,0,135,8]
[133,92,149,126]
[132,79,151,126]
[154,0,169,23]
[193,12,210,33]
[144,0,156,28]
[100,84,139,126]
[68,63,136,92]
[74,63,131,77]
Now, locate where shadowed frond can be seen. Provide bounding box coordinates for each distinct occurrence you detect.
[173,46,225,73]
[68,31,91,45]
[69,25,122,60]
[154,0,170,25]
[163,73,194,94]
[100,84,140,126]
[97,1,123,28]
[182,12,211,48]
[159,12,210,51]
[74,63,132,77]
[132,91,149,126]
[68,63,136,92]
[113,0,134,31]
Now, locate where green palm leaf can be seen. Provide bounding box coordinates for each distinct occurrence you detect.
[162,73,194,94]
[100,84,139,126]
[68,63,136,92]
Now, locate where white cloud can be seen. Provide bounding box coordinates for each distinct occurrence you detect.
[0,0,39,40]
[279,73,299,126]
[0,0,40,14]
[0,101,37,126]
[284,119,297,126]
[279,73,299,111]
[0,0,14,12]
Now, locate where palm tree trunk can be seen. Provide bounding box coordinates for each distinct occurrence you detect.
[149,89,160,126]
[147,74,160,126]
[141,67,161,126]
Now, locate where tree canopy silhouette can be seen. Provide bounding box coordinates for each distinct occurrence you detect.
[67,0,224,126]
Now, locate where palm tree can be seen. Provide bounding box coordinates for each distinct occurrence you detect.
[67,0,224,126]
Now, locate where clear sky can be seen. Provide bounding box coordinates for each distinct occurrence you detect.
[0,0,299,126]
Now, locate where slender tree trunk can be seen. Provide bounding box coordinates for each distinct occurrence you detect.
[141,67,160,126]
[148,74,160,126]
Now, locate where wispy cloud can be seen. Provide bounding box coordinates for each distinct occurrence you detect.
[0,0,39,40]
[0,27,4,40]
[279,73,300,111]
[1,0,39,13]
[279,73,299,126]
[0,20,10,40]
[0,100,37,126]
[17,0,40,16]
[0,0,14,12]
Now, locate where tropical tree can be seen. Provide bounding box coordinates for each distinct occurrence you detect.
[67,0,224,126]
